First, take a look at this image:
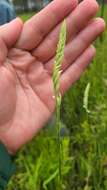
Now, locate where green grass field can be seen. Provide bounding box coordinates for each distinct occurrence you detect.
[7,5,107,190]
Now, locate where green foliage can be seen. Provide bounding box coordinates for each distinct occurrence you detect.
[61,8,107,189]
[7,135,71,190]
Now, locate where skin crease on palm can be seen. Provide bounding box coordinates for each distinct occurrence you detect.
[0,0,105,153]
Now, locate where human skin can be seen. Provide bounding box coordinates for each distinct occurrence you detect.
[0,0,105,153]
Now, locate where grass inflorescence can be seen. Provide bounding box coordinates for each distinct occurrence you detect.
[52,20,67,184]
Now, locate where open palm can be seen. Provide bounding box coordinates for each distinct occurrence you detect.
[0,0,105,153]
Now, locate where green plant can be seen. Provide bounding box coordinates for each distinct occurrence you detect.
[52,20,66,183]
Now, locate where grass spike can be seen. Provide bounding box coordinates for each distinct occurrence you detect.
[52,20,67,185]
[83,83,91,114]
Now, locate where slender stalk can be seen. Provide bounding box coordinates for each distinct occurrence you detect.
[101,0,105,18]
[100,0,105,42]
[56,95,62,181]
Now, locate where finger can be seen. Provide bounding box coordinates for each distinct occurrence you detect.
[45,18,105,73]
[16,0,78,50]
[32,0,99,62]
[0,18,23,63]
[60,45,96,95]
[0,18,23,48]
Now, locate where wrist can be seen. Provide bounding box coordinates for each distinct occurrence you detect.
[0,140,15,156]
[0,142,16,190]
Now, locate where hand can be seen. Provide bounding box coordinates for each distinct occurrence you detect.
[0,0,105,153]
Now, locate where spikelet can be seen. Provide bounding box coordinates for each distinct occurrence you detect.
[52,20,67,97]
[83,83,91,113]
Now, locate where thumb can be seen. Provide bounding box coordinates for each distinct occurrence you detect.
[0,18,23,63]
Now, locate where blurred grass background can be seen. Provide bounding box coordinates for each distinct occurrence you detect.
[7,4,107,190]
[19,11,35,21]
